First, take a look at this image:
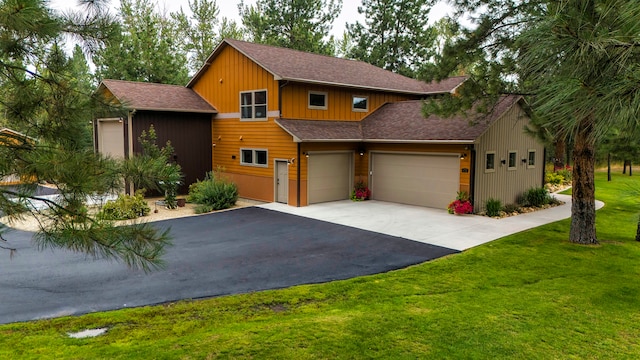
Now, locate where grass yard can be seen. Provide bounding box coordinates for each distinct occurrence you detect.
[1,171,640,359]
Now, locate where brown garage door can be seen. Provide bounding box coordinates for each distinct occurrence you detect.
[371,153,460,209]
[308,152,352,204]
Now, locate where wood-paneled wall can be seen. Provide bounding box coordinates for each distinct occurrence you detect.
[281,83,413,121]
[191,45,279,114]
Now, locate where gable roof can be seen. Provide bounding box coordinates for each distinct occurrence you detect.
[98,79,217,113]
[276,95,523,143]
[188,39,466,95]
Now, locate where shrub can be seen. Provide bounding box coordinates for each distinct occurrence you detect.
[188,171,238,213]
[502,203,520,214]
[485,198,502,217]
[99,190,150,220]
[545,172,564,185]
[520,187,551,207]
[556,168,572,183]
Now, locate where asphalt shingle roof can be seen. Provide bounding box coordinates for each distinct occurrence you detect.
[276,95,522,143]
[99,79,217,113]
[189,39,466,95]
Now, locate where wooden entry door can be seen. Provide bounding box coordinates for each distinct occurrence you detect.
[276,160,288,204]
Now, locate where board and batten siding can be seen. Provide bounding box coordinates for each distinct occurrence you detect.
[281,83,414,121]
[132,111,213,194]
[473,102,544,212]
[191,45,279,114]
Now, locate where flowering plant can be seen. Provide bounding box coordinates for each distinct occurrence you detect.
[447,191,473,214]
[350,181,371,201]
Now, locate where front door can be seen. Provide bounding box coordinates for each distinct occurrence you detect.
[276,161,288,204]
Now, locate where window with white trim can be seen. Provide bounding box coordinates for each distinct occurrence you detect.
[308,91,328,110]
[352,95,369,112]
[241,148,268,167]
[528,150,536,168]
[508,151,517,170]
[485,152,496,172]
[240,90,267,120]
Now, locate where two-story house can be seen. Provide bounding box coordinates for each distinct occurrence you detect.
[95,39,544,211]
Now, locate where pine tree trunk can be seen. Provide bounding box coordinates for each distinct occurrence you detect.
[629,162,632,176]
[623,160,628,174]
[607,153,611,181]
[636,215,640,242]
[569,117,598,245]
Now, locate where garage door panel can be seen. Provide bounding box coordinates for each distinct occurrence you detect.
[372,153,459,209]
[98,121,124,158]
[308,153,352,204]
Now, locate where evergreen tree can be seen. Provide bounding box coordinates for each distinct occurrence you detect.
[238,0,342,55]
[173,0,244,74]
[346,0,437,78]
[0,0,170,270]
[428,0,640,244]
[93,0,189,84]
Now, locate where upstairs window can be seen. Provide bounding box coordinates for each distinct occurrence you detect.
[308,91,328,110]
[352,95,369,112]
[240,90,267,120]
[241,148,268,167]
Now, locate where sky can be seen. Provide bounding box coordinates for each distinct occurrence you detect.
[50,0,457,37]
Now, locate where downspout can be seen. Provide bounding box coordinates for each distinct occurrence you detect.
[297,143,301,207]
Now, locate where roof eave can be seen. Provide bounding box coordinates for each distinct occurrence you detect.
[279,77,448,95]
[127,107,218,114]
[363,139,477,144]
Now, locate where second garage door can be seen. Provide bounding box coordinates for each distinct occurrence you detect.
[308,152,352,204]
[371,153,460,209]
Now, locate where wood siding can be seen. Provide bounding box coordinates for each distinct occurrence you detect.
[191,45,279,114]
[132,111,213,194]
[473,103,545,211]
[281,82,413,121]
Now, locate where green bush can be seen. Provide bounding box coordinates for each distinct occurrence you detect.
[502,203,520,213]
[545,172,564,185]
[99,191,150,220]
[188,171,238,213]
[520,187,551,207]
[556,168,572,183]
[485,198,502,217]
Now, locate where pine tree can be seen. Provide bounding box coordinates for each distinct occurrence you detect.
[239,0,342,55]
[428,0,640,244]
[0,0,170,270]
[346,0,437,78]
[93,0,189,84]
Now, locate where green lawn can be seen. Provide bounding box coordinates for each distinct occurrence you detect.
[2,171,640,359]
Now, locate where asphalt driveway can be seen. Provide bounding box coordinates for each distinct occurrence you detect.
[0,207,457,324]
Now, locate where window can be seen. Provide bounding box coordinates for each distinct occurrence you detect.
[352,95,368,112]
[308,91,328,110]
[508,151,517,170]
[485,152,496,172]
[240,90,267,120]
[241,148,268,167]
[528,150,536,168]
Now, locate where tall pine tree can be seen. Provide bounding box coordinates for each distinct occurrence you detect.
[0,0,170,270]
[347,0,437,78]
[239,0,342,55]
[93,0,189,84]
[428,0,640,244]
